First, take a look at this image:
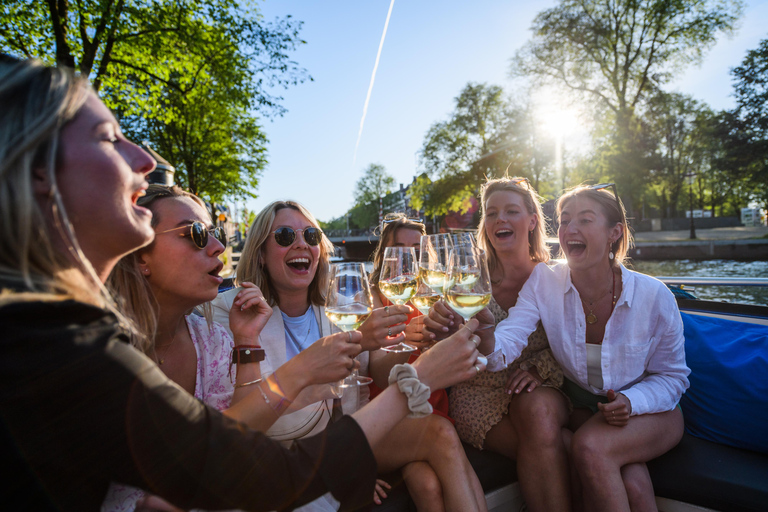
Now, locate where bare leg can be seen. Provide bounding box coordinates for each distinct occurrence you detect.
[571,408,683,512]
[373,415,486,512]
[503,388,571,512]
[621,463,657,512]
[402,461,444,512]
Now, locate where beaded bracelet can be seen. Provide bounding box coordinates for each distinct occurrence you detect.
[388,363,432,418]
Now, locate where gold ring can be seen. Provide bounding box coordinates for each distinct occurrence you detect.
[471,335,479,347]
[474,365,480,374]
[347,331,352,342]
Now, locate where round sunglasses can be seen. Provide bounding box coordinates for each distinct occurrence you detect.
[156,221,228,250]
[271,227,323,247]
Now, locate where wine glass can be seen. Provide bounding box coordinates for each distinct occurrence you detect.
[443,246,492,322]
[450,231,476,249]
[378,246,419,353]
[418,233,453,297]
[325,263,374,387]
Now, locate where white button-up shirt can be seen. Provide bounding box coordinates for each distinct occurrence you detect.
[489,262,690,416]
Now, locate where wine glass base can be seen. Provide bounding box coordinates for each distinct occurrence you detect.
[339,375,373,388]
[380,342,417,353]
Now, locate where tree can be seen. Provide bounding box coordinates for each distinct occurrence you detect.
[512,0,743,214]
[351,164,397,228]
[728,37,768,206]
[0,0,309,202]
[412,83,517,216]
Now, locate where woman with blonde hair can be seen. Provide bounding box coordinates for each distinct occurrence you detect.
[212,203,487,511]
[0,56,485,511]
[491,183,689,511]
[104,185,366,511]
[426,176,569,511]
[366,213,487,512]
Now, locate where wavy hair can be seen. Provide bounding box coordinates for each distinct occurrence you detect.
[477,177,550,281]
[237,200,334,307]
[555,184,633,267]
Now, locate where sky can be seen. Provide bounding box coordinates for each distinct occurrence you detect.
[247,0,768,223]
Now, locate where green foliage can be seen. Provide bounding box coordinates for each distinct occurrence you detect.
[512,0,743,215]
[353,164,396,206]
[0,0,309,203]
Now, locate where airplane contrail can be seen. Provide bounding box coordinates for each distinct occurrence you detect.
[352,0,395,169]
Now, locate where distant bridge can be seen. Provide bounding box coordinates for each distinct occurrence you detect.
[324,229,380,260]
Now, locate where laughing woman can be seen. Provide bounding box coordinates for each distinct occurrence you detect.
[0,57,485,511]
[211,202,487,512]
[104,185,364,511]
[425,177,569,512]
[491,184,690,512]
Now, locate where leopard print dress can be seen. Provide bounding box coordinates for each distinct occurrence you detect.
[449,295,564,450]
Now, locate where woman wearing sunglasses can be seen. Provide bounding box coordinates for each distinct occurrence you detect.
[490,184,690,511]
[105,185,366,510]
[0,57,485,511]
[425,177,569,512]
[364,214,487,512]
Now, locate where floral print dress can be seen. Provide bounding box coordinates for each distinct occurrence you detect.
[449,296,564,450]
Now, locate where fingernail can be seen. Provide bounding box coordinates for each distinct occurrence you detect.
[506,389,512,394]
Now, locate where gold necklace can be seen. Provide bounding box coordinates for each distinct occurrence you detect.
[580,271,617,325]
[155,318,184,365]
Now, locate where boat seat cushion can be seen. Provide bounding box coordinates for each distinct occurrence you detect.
[648,432,768,512]
[679,312,768,454]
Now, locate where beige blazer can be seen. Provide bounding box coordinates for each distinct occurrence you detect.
[210,288,369,445]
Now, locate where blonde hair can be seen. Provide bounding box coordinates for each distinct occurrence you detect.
[477,177,550,280]
[237,200,333,307]
[0,57,120,312]
[555,184,633,267]
[369,215,426,286]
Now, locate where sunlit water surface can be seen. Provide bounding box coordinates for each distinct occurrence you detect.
[342,259,768,306]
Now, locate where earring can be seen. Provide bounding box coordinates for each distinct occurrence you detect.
[143,268,150,274]
[608,240,615,260]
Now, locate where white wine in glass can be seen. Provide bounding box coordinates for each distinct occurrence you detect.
[325,263,374,387]
[444,246,492,321]
[378,246,419,353]
[418,233,453,296]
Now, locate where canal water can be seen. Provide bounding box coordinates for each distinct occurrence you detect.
[348,259,768,306]
[630,259,768,306]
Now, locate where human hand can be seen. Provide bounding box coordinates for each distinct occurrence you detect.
[357,304,410,351]
[598,389,631,427]
[135,495,184,512]
[373,479,391,506]
[291,330,363,386]
[412,318,485,390]
[402,315,432,352]
[504,367,543,394]
[229,282,272,346]
[423,300,459,341]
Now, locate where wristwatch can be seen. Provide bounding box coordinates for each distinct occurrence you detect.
[231,346,265,365]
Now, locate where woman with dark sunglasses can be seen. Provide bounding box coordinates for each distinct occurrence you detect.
[209,200,432,511]
[0,57,485,511]
[105,185,368,510]
[489,184,690,511]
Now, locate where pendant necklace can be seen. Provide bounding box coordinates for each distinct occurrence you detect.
[155,317,184,365]
[581,271,617,325]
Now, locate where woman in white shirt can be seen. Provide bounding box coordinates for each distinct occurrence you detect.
[492,184,690,512]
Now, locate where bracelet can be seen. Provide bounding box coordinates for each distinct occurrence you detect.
[234,377,262,389]
[388,363,432,418]
[229,345,266,383]
[260,376,292,416]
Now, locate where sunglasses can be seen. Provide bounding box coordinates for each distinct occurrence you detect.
[383,213,422,224]
[156,221,228,250]
[272,227,323,247]
[590,182,620,208]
